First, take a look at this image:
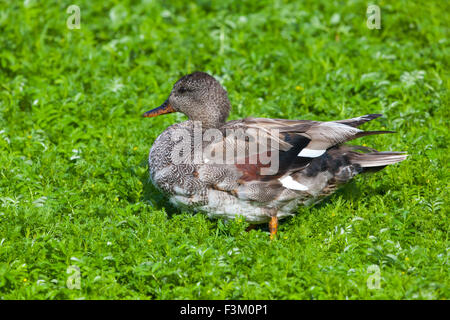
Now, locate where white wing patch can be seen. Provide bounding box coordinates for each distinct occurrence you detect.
[279,175,308,191]
[298,148,326,158]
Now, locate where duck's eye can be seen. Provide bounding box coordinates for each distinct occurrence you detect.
[178,87,192,94]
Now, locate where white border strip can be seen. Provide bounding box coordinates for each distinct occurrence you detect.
[279,176,308,191]
[297,148,326,158]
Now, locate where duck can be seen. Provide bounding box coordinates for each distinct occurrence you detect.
[143,71,406,239]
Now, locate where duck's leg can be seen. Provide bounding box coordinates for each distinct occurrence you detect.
[269,215,278,240]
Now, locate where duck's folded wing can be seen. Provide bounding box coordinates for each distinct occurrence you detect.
[283,121,394,155]
[206,115,393,181]
[236,116,393,154]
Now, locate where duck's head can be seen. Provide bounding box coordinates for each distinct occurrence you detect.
[143,72,231,128]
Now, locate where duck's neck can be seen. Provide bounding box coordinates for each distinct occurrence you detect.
[189,100,231,129]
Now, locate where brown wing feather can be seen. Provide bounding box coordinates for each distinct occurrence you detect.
[213,115,393,183]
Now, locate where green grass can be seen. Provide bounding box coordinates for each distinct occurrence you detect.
[0,0,449,299]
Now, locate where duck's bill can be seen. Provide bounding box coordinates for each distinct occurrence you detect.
[142,100,175,117]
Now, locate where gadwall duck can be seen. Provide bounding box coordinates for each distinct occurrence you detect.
[143,72,406,239]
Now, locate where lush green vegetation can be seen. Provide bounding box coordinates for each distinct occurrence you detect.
[0,0,448,299]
